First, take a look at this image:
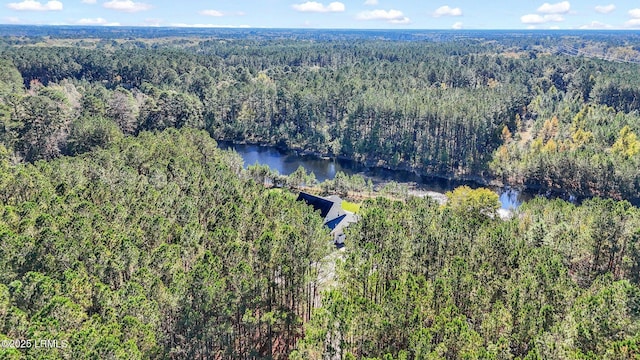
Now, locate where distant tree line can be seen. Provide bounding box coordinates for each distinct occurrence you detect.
[1,35,640,201]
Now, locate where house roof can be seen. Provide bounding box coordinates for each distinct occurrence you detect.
[297,192,335,219]
[329,212,358,233]
[325,214,347,230]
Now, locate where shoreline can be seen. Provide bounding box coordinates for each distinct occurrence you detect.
[216,138,639,207]
[217,138,501,188]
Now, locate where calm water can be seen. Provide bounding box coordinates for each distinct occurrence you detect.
[218,141,533,209]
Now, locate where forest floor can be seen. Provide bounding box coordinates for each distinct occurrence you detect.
[296,185,448,205]
[314,247,346,309]
[317,248,345,290]
[407,189,448,204]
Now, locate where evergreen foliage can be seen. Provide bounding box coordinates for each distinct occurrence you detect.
[0,129,332,359]
[0,30,639,359]
[1,33,639,201]
[295,196,640,359]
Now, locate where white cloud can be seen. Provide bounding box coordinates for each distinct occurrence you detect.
[363,0,377,5]
[103,0,151,12]
[199,10,245,17]
[200,9,224,17]
[389,17,410,24]
[521,2,570,24]
[6,0,63,11]
[356,9,410,24]
[537,1,570,14]
[292,1,345,13]
[170,23,251,28]
[521,14,545,24]
[77,17,107,24]
[4,16,20,23]
[625,18,640,27]
[594,4,615,14]
[433,5,462,17]
[81,0,96,4]
[521,13,564,24]
[629,9,640,18]
[579,21,612,29]
[76,17,121,26]
[452,21,463,29]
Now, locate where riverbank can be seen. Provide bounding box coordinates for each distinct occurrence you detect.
[218,138,497,186]
[218,139,535,209]
[222,139,638,206]
[291,184,516,222]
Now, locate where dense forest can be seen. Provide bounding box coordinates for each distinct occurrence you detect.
[295,195,640,359]
[0,28,639,359]
[1,29,640,201]
[0,129,638,359]
[0,129,332,359]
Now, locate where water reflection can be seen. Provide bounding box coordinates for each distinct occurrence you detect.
[218,141,533,209]
[499,188,531,210]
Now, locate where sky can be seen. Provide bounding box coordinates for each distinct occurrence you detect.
[2,0,640,30]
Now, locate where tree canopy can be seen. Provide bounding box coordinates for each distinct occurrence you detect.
[0,28,639,359]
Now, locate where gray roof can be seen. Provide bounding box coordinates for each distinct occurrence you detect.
[297,192,335,219]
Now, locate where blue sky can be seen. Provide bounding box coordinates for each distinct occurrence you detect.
[2,0,640,29]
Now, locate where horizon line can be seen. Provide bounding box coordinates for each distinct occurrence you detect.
[1,24,639,32]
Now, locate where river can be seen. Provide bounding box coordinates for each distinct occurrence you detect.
[218,141,533,210]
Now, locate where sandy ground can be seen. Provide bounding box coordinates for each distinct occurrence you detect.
[407,189,448,204]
